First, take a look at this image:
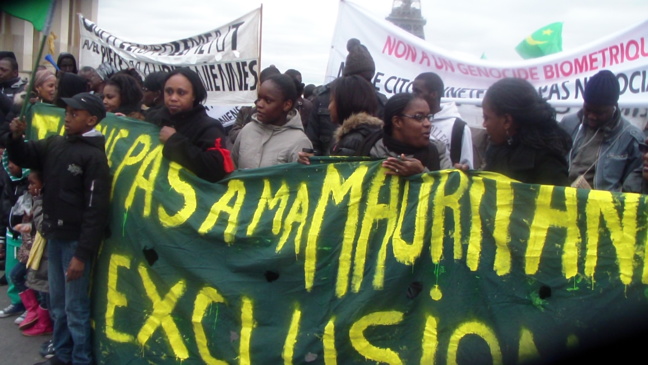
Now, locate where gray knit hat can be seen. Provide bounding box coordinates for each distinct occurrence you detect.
[343,38,375,78]
[584,70,620,106]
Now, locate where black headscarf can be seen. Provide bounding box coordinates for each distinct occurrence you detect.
[56,52,78,74]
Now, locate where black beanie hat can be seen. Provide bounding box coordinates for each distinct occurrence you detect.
[584,70,620,106]
[0,51,16,61]
[343,38,375,78]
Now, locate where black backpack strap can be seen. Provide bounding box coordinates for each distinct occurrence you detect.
[450,118,466,164]
[425,143,441,171]
[354,129,384,157]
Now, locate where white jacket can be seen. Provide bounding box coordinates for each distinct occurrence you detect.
[430,102,474,168]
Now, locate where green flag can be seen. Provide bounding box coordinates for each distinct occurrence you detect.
[515,22,563,59]
[0,0,55,33]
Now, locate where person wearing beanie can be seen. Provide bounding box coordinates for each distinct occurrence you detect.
[559,70,644,192]
[343,38,376,80]
[305,38,387,155]
[0,51,16,61]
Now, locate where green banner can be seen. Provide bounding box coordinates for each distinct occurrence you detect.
[28,103,648,364]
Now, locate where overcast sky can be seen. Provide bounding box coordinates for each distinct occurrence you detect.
[97,0,648,85]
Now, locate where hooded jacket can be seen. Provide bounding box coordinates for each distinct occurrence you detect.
[56,52,78,74]
[232,109,312,169]
[6,130,111,263]
[429,102,474,167]
[0,76,27,102]
[332,112,383,156]
[0,152,29,240]
[306,84,387,156]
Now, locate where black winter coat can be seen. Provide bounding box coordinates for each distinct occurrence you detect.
[331,112,383,156]
[306,84,387,156]
[484,139,569,186]
[0,170,28,240]
[7,132,111,263]
[159,105,231,183]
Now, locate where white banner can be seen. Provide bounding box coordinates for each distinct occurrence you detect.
[78,9,261,105]
[327,1,648,108]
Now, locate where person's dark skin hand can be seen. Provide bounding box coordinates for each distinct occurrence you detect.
[382,154,425,177]
[66,257,85,282]
[9,117,26,139]
[159,126,176,144]
[297,150,313,165]
[453,163,470,171]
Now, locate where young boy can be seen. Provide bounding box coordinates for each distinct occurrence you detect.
[7,92,110,365]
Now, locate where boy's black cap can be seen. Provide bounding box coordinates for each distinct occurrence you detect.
[61,92,106,121]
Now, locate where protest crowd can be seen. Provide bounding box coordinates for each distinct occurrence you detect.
[0,24,647,365]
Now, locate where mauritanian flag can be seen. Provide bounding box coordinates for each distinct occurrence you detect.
[0,0,56,33]
[515,22,563,59]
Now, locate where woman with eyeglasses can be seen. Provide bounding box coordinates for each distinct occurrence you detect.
[479,77,572,185]
[354,92,450,177]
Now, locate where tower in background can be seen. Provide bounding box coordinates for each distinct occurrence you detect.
[386,0,427,39]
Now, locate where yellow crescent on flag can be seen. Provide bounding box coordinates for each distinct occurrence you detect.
[516,22,563,59]
[525,36,547,45]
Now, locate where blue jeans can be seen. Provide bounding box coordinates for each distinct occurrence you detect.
[48,239,94,365]
[9,261,27,293]
[11,263,49,308]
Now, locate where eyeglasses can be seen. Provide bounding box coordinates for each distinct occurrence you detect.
[400,113,429,122]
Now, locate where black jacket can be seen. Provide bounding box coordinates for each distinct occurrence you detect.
[484,139,570,186]
[0,168,28,240]
[159,105,231,183]
[7,132,111,263]
[306,84,387,155]
[143,104,166,126]
[0,76,27,103]
[332,112,383,156]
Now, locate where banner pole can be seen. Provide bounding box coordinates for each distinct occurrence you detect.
[258,4,263,78]
[18,0,57,121]
[18,33,48,121]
